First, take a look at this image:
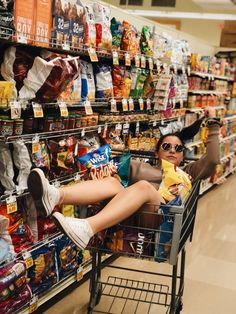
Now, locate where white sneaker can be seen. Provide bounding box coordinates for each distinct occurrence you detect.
[27,168,60,217]
[52,212,94,250]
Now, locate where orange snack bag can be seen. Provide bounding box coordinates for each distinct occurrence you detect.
[35,0,53,47]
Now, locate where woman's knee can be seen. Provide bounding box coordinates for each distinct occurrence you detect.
[133,180,156,196]
[103,176,123,192]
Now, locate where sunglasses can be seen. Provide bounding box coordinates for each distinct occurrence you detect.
[161,142,185,153]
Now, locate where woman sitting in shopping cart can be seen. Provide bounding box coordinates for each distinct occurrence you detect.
[27,107,221,250]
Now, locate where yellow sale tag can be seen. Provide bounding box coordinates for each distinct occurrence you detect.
[135,55,140,68]
[110,99,117,112]
[32,103,43,118]
[112,51,119,65]
[139,98,144,111]
[7,202,17,214]
[141,56,146,68]
[59,102,69,117]
[128,98,134,111]
[122,99,128,112]
[148,58,153,70]
[88,47,98,62]
[25,257,34,269]
[76,266,84,282]
[84,99,93,115]
[125,53,131,66]
[32,142,40,154]
[29,296,38,313]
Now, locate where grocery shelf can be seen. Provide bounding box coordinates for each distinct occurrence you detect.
[220,133,236,142]
[220,152,235,162]
[188,90,228,95]
[186,105,225,113]
[185,140,203,148]
[190,71,234,81]
[223,115,236,121]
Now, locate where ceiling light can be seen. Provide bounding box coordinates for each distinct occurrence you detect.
[126,9,236,20]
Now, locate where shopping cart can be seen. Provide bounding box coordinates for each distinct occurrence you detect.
[87,179,201,314]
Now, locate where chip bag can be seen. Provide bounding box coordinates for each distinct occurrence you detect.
[159,159,192,202]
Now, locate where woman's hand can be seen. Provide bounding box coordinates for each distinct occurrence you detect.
[168,184,179,196]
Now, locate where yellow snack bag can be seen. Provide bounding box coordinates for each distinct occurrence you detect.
[159,159,192,202]
[0,82,14,106]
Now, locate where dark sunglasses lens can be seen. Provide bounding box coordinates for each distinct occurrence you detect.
[161,143,171,151]
[175,144,184,152]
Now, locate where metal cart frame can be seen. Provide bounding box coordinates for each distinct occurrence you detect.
[87,179,201,314]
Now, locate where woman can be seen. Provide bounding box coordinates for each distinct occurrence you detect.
[27,108,220,250]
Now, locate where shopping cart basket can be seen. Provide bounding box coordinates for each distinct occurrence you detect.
[87,179,201,314]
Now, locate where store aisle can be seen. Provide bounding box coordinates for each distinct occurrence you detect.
[43,174,236,314]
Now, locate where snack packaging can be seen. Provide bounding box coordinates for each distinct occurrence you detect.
[69,0,86,49]
[81,60,95,101]
[140,25,153,56]
[35,0,53,47]
[159,159,192,202]
[93,63,113,99]
[27,242,57,294]
[84,4,96,47]
[0,0,14,40]
[93,3,112,50]
[110,17,123,50]
[121,21,140,56]
[112,65,132,99]
[19,55,80,101]
[0,142,16,193]
[130,67,149,98]
[105,226,155,256]
[0,82,14,106]
[30,140,51,171]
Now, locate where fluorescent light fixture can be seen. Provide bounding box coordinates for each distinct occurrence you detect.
[126,9,236,20]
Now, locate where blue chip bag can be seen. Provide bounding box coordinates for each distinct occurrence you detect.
[155,196,182,263]
[112,153,131,187]
[55,234,83,280]
[77,144,117,180]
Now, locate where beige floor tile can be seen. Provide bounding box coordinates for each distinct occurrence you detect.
[43,174,236,314]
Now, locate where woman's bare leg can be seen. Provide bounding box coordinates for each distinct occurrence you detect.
[59,176,124,205]
[87,180,165,234]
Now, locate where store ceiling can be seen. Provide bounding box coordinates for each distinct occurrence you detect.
[192,0,236,10]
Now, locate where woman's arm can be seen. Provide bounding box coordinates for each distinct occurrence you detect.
[184,123,220,180]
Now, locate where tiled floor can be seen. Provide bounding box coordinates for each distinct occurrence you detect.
[43,174,236,314]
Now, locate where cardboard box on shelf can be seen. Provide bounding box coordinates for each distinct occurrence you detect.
[220,30,236,48]
[14,0,35,44]
[35,0,53,47]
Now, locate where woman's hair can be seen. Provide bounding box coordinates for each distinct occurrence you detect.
[155,132,184,152]
[156,117,204,152]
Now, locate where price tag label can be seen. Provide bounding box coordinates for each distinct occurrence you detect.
[173,64,178,75]
[122,98,128,112]
[180,98,184,107]
[29,296,38,313]
[6,195,17,214]
[32,103,44,118]
[153,120,157,127]
[98,125,102,133]
[146,98,151,111]
[76,266,84,282]
[103,123,108,138]
[139,98,144,111]
[141,56,146,68]
[112,50,119,65]
[81,129,85,137]
[135,55,140,68]
[122,123,130,135]
[17,34,27,44]
[135,121,140,134]
[128,98,134,111]
[84,99,93,115]
[125,53,131,66]
[59,102,69,117]
[88,47,98,62]
[115,123,122,133]
[187,65,191,76]
[23,251,34,269]
[62,42,70,51]
[182,65,186,74]
[32,142,40,154]
[10,101,21,119]
[110,98,117,112]
[148,58,153,70]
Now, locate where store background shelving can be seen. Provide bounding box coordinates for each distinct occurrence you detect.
[0,0,236,313]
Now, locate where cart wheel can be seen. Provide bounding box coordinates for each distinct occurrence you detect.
[176,300,183,313]
[95,283,102,305]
